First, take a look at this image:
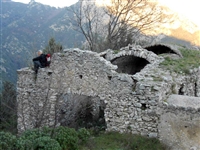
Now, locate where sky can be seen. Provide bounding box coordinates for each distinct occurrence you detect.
[11,0,200,28]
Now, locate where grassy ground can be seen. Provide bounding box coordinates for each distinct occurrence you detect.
[79,131,167,150]
[160,48,200,74]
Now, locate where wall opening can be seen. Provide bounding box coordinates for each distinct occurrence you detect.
[141,103,147,110]
[145,45,178,55]
[111,55,149,75]
[195,83,197,97]
[58,94,106,130]
[178,84,184,95]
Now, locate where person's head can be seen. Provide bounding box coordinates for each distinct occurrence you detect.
[37,50,43,56]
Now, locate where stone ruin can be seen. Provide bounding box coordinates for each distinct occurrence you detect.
[17,44,200,150]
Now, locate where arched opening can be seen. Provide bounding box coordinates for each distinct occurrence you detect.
[58,94,106,130]
[145,45,177,55]
[111,55,150,75]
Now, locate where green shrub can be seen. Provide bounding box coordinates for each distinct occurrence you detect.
[33,136,61,150]
[77,128,90,143]
[53,126,79,150]
[0,131,17,150]
[16,128,52,150]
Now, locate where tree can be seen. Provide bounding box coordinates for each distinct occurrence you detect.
[43,37,63,55]
[68,1,103,51]
[68,0,173,51]
[0,81,17,133]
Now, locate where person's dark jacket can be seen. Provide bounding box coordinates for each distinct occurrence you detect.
[32,54,46,67]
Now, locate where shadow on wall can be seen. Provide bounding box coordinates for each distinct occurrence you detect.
[111,55,150,75]
[58,94,106,130]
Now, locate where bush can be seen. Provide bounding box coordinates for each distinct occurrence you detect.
[16,128,52,150]
[0,131,17,150]
[77,128,90,143]
[53,126,79,150]
[33,136,61,150]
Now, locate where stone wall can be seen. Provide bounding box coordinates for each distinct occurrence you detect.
[17,45,200,149]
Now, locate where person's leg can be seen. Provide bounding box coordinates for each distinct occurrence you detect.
[33,61,42,73]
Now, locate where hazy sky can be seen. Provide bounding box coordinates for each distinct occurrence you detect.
[11,0,200,28]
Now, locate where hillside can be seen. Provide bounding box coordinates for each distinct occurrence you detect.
[0,0,84,87]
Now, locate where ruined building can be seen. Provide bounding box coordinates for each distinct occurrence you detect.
[17,44,200,150]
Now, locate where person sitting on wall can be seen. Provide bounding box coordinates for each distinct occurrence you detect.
[32,50,47,74]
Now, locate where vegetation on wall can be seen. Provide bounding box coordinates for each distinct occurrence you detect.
[160,48,200,74]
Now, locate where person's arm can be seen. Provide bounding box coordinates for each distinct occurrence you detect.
[33,55,42,61]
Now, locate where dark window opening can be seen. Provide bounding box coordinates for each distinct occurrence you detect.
[58,94,106,130]
[141,103,147,110]
[48,72,52,76]
[79,75,83,79]
[195,83,197,97]
[108,76,112,80]
[178,84,184,95]
[111,55,149,75]
[145,45,177,55]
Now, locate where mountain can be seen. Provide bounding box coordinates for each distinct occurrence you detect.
[156,5,200,47]
[0,0,84,88]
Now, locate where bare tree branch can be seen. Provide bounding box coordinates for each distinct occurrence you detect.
[68,0,174,51]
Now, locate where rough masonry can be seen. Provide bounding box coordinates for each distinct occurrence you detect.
[17,44,200,150]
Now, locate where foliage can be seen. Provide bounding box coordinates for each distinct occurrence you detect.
[80,131,167,150]
[0,81,17,134]
[0,127,167,150]
[16,128,52,150]
[0,131,17,150]
[77,128,91,144]
[43,37,63,55]
[53,126,79,150]
[33,136,61,150]
[160,48,200,74]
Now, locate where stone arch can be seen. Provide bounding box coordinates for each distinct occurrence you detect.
[111,55,150,75]
[57,93,106,129]
[144,44,182,57]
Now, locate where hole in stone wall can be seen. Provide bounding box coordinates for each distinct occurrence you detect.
[58,94,106,130]
[101,54,106,59]
[79,75,83,79]
[48,72,52,76]
[141,103,147,110]
[111,55,149,75]
[145,45,178,55]
[108,76,112,80]
[195,83,197,97]
[178,84,184,95]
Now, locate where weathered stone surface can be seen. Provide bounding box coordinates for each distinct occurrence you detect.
[17,45,200,149]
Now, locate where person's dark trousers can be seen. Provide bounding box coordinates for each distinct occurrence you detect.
[33,60,42,74]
